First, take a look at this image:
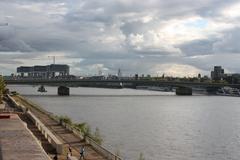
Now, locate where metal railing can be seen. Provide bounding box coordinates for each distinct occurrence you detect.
[85,136,122,160]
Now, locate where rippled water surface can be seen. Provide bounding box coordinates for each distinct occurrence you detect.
[8,85,240,160]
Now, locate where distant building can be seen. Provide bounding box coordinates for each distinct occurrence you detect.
[117,69,122,78]
[134,74,138,80]
[224,74,240,84]
[17,64,69,78]
[211,66,224,81]
[89,75,106,80]
[107,75,118,80]
[198,73,201,79]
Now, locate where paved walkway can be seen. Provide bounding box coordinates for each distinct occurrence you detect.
[13,96,106,160]
[0,114,50,160]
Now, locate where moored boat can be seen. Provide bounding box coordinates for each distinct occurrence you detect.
[216,87,240,97]
[37,85,47,92]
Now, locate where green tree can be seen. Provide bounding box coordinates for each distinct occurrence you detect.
[0,75,6,104]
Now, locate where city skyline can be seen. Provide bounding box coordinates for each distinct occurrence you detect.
[1,0,240,76]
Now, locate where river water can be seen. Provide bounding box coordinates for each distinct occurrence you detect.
[8,85,240,160]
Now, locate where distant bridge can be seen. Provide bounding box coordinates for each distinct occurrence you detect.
[5,79,240,95]
[5,78,240,88]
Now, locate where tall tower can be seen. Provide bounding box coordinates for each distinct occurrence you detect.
[117,68,122,78]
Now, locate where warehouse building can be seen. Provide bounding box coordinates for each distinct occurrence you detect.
[17,64,69,78]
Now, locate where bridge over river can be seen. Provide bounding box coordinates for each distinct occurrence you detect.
[5,79,240,95]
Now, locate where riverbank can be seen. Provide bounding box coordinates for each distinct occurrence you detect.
[9,85,240,160]
[9,94,121,160]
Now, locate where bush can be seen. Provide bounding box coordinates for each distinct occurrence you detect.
[56,115,104,145]
[74,122,91,137]
[58,115,72,125]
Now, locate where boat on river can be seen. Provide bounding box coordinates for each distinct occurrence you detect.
[37,85,47,92]
[216,87,240,97]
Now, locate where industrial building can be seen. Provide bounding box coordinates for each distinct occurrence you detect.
[17,64,69,78]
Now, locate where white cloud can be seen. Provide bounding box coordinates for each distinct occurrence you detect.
[141,16,153,23]
[18,2,68,15]
[127,31,182,55]
[1,0,240,75]
[128,34,144,46]
[222,2,240,19]
[151,63,202,77]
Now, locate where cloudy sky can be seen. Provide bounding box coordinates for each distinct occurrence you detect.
[0,0,240,77]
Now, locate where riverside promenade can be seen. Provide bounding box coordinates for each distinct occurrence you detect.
[5,95,121,160]
[0,103,50,160]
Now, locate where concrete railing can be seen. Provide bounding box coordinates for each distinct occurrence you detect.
[6,95,26,112]
[16,95,52,115]
[6,94,66,154]
[27,111,65,154]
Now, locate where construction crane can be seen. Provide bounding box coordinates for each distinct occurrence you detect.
[48,56,56,64]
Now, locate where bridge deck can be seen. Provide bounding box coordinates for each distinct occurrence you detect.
[6,79,240,88]
[12,96,106,160]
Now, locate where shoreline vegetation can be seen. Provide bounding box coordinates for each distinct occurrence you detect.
[8,91,145,159]
[14,94,104,144]
[0,75,6,104]
[56,115,103,145]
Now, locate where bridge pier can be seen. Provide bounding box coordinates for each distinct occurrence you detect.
[58,86,70,96]
[176,87,192,95]
[206,87,220,94]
